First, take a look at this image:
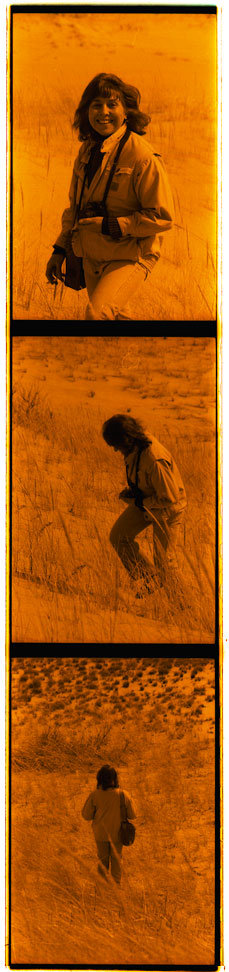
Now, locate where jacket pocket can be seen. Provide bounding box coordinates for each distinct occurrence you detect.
[138,236,162,261]
[79,223,139,263]
[109,166,133,199]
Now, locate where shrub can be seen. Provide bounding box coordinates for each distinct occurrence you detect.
[28,678,42,694]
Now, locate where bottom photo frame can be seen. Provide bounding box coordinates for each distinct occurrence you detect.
[8,648,220,970]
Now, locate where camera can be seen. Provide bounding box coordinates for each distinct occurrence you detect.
[78,201,106,219]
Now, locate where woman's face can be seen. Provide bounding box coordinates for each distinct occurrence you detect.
[88,89,126,137]
[113,437,133,456]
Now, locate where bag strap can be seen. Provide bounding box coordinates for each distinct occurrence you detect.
[78,127,130,220]
[77,168,89,220]
[126,445,150,507]
[126,445,146,497]
[120,790,127,822]
[135,448,143,490]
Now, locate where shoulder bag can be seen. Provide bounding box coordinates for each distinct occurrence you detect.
[118,790,135,846]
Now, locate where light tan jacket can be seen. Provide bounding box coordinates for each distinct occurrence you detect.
[55,124,174,264]
[82,786,136,843]
[126,436,187,515]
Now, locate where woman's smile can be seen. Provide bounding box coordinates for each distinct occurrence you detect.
[88,92,126,136]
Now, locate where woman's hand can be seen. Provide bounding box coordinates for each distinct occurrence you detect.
[102,216,122,239]
[46,253,65,285]
[78,216,103,227]
[119,487,134,502]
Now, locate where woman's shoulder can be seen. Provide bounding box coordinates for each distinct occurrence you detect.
[88,787,98,802]
[143,437,172,464]
[73,139,93,170]
[127,130,160,163]
[118,787,131,800]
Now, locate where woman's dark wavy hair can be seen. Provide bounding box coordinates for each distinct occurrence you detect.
[97,764,119,790]
[73,73,151,140]
[102,414,152,451]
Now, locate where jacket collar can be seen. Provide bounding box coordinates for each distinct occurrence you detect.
[81,123,128,162]
[99,123,128,154]
[125,443,139,462]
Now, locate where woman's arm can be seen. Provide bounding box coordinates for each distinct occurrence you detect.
[81,792,96,820]
[117,155,174,240]
[119,487,134,501]
[125,793,136,819]
[146,459,181,506]
[54,159,79,251]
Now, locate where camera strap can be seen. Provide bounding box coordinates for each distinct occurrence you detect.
[77,127,130,219]
[77,169,90,220]
[101,127,130,213]
[126,444,148,508]
[120,790,127,822]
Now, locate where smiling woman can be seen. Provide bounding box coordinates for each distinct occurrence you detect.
[88,93,126,137]
[46,72,174,320]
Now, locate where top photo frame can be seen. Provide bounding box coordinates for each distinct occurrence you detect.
[10,4,217,324]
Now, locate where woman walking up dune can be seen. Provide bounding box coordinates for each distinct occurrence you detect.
[82,765,136,884]
[102,414,187,591]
